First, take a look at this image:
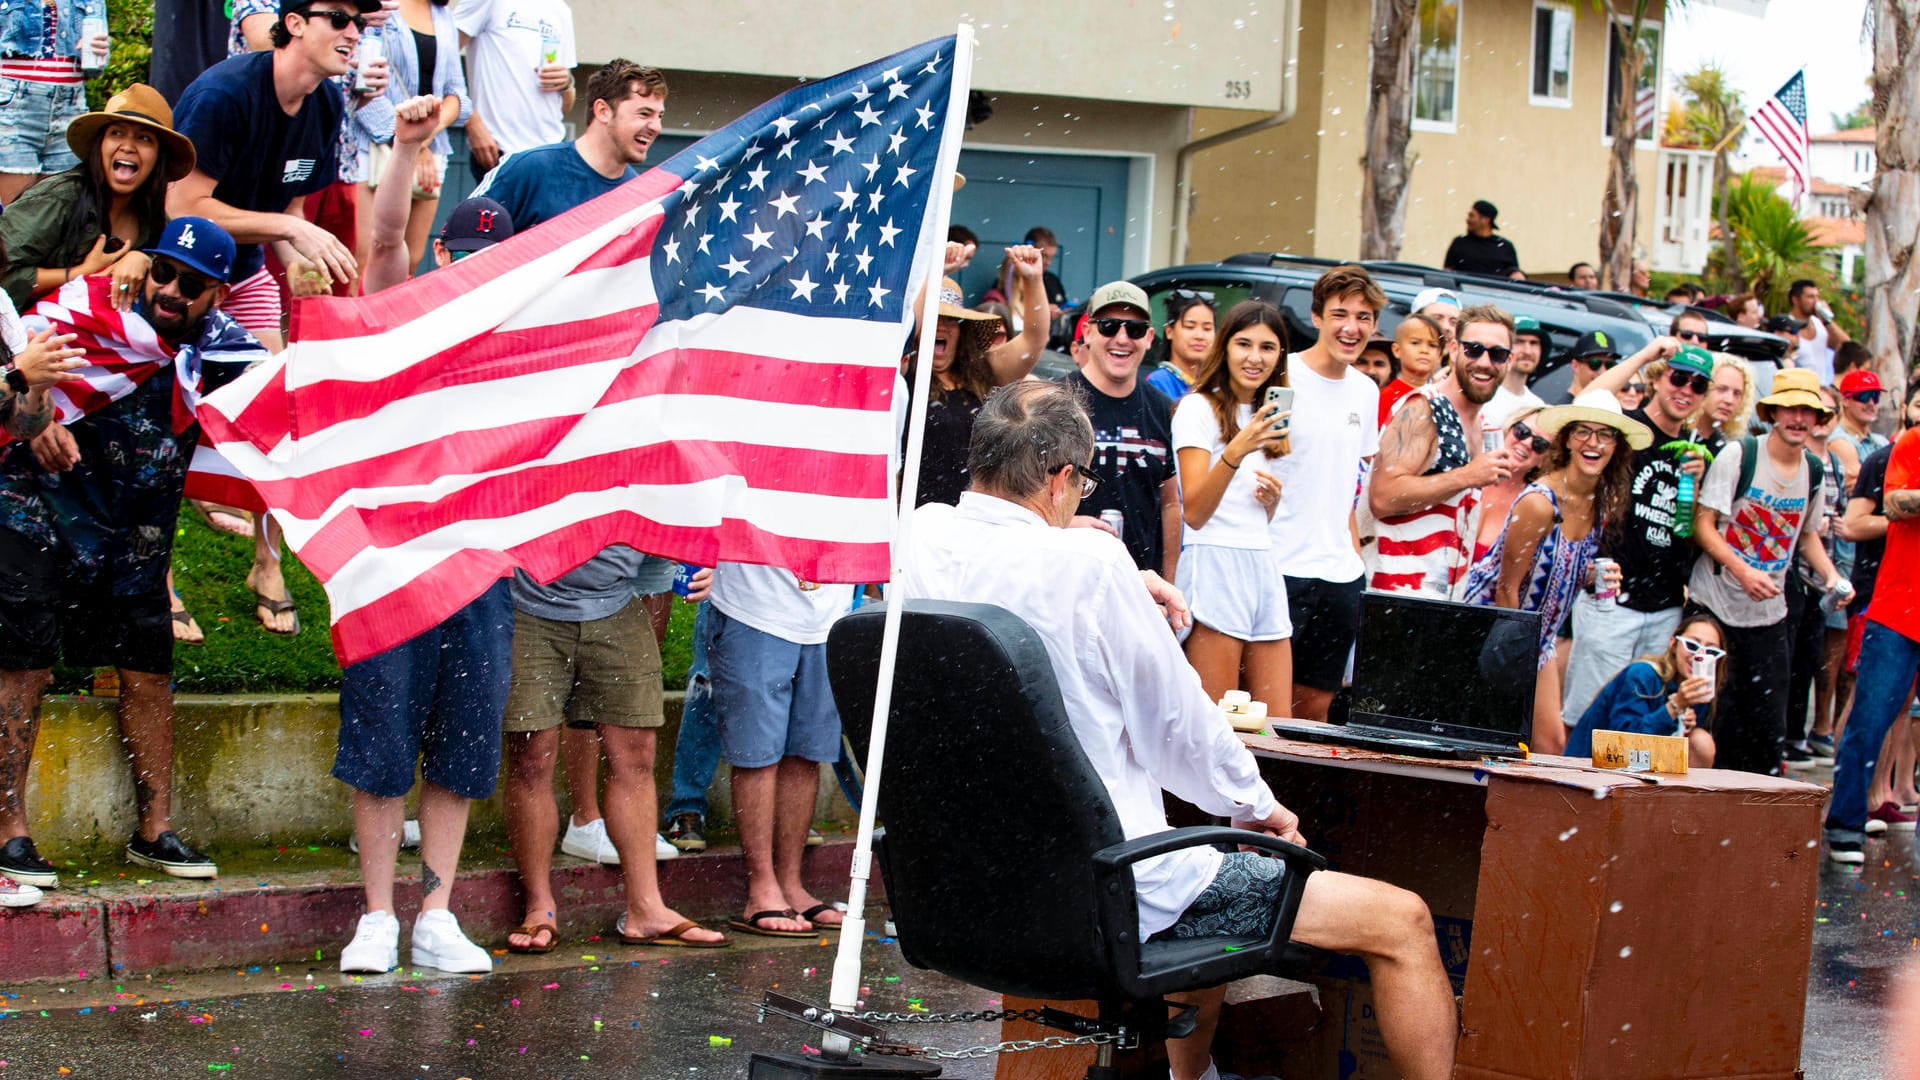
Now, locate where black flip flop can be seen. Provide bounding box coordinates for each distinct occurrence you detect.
[726,909,816,938]
[798,903,845,930]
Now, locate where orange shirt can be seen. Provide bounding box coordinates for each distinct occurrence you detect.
[1870,428,1920,643]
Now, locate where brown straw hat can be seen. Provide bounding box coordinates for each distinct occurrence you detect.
[65,84,197,182]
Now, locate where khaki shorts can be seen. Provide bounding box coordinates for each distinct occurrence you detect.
[503,598,664,732]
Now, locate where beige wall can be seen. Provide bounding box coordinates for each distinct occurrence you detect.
[1185,0,1660,278]
[572,69,1194,274]
[566,0,1291,111]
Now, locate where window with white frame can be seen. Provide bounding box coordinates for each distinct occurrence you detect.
[1530,2,1573,105]
[1414,0,1461,129]
[1603,19,1661,141]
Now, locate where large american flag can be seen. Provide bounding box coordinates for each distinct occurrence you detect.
[1749,70,1811,206]
[197,36,964,663]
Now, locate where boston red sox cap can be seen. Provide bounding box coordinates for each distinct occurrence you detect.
[439,196,515,253]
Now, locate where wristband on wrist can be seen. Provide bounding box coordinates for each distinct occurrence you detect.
[3,364,27,395]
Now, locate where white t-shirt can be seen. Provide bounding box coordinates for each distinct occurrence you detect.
[1172,395,1272,550]
[1267,358,1379,582]
[1795,317,1834,385]
[1485,383,1546,427]
[455,0,575,156]
[708,563,856,646]
[0,290,24,353]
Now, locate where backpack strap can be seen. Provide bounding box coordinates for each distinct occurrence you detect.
[1736,435,1759,499]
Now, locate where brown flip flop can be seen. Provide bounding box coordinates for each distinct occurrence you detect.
[254,591,301,637]
[618,914,729,949]
[506,923,558,954]
[726,909,816,938]
[171,607,205,646]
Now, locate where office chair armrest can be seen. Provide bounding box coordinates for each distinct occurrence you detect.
[1091,826,1329,875]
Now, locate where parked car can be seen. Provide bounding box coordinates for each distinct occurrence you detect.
[1131,254,1656,403]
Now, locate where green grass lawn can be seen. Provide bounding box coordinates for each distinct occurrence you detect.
[60,511,700,694]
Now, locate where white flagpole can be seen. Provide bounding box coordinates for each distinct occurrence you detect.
[822,22,975,1050]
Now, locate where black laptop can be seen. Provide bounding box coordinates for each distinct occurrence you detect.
[1268,592,1540,761]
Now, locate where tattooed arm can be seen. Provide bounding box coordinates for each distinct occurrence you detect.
[1887,487,1920,522]
[1367,395,1500,517]
[0,389,53,441]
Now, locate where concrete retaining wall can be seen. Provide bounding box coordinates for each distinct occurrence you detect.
[23,692,854,853]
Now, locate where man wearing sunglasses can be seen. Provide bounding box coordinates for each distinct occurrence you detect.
[1550,329,1622,405]
[1554,340,1715,743]
[1830,371,1890,495]
[1368,304,1516,599]
[1061,281,1180,583]
[1,216,265,889]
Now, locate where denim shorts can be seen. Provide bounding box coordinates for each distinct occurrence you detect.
[0,77,85,175]
[706,605,842,768]
[333,580,513,800]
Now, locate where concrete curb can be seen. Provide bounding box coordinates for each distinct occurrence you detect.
[2,840,862,983]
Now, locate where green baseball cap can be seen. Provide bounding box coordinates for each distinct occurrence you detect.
[1668,344,1714,378]
[1512,315,1547,343]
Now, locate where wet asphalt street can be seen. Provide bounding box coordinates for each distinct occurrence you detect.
[1,789,1914,1078]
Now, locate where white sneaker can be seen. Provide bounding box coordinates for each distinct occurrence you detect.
[655,833,679,861]
[0,876,43,908]
[411,909,492,974]
[340,910,400,974]
[560,817,619,865]
[348,819,422,855]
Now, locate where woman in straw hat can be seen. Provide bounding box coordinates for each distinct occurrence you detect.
[904,244,1048,507]
[0,84,193,313]
[0,83,217,644]
[1461,389,1648,670]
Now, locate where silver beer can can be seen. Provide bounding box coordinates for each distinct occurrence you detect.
[1592,557,1619,610]
[79,16,108,71]
[354,34,384,93]
[1099,509,1124,537]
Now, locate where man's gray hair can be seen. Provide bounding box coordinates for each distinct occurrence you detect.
[966,381,1095,498]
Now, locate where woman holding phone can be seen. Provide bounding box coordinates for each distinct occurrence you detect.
[1565,612,1723,767]
[1171,299,1293,707]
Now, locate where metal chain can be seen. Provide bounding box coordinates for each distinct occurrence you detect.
[864,1030,1138,1060]
[849,1007,1051,1025]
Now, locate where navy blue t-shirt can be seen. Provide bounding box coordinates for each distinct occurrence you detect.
[472,142,637,231]
[173,50,344,280]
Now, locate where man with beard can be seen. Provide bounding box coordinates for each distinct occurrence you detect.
[1551,339,1705,746]
[0,218,262,888]
[1689,369,1850,775]
[1485,315,1547,424]
[1366,304,1515,598]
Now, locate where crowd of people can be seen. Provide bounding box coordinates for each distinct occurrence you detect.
[0,11,1915,1076]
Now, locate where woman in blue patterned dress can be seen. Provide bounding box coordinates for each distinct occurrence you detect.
[1461,390,1648,671]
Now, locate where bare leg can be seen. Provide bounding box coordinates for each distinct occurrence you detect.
[731,760,807,932]
[1164,985,1227,1080]
[774,756,839,925]
[640,592,671,646]
[245,516,297,634]
[404,196,439,274]
[1290,871,1455,1080]
[353,789,407,914]
[415,779,468,910]
[601,726,723,942]
[1292,686,1336,723]
[116,670,176,840]
[1243,638,1292,714]
[563,725,603,827]
[1531,638,1572,754]
[504,728,561,948]
[1894,713,1920,807]
[1184,624,1246,705]
[0,669,51,840]
[0,172,38,208]
[1815,629,1849,740]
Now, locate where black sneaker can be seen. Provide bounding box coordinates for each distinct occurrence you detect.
[0,835,57,888]
[1782,745,1817,771]
[1827,839,1865,865]
[126,831,218,879]
[665,813,706,852]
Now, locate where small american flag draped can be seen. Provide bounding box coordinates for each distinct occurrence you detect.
[197,35,963,663]
[1750,70,1811,207]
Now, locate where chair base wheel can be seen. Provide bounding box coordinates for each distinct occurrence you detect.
[747,1051,943,1079]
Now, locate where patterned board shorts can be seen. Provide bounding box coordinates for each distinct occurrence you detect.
[1154,851,1291,939]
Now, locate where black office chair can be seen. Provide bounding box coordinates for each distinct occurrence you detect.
[821,600,1328,1078]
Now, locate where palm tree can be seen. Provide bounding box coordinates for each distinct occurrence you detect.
[1595,0,1662,292]
[1360,0,1418,259]
[1723,173,1820,310]
[1864,0,1919,412]
[1671,63,1745,289]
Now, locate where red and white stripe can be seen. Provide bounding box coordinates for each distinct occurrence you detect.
[0,58,83,84]
[1634,84,1658,137]
[196,167,901,664]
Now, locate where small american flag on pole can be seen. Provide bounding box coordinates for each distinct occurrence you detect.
[1749,70,1811,207]
[197,35,966,663]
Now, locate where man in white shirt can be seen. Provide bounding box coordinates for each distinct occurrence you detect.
[898,381,1455,1080]
[1273,266,1382,721]
[1485,315,1547,425]
[456,0,576,178]
[1787,278,1847,385]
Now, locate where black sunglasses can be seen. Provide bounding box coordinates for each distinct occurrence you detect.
[298,6,368,30]
[1666,369,1711,395]
[1849,390,1883,404]
[1510,421,1550,455]
[1581,354,1618,370]
[1674,329,1710,344]
[1092,318,1151,340]
[1458,340,1511,365]
[149,257,215,300]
